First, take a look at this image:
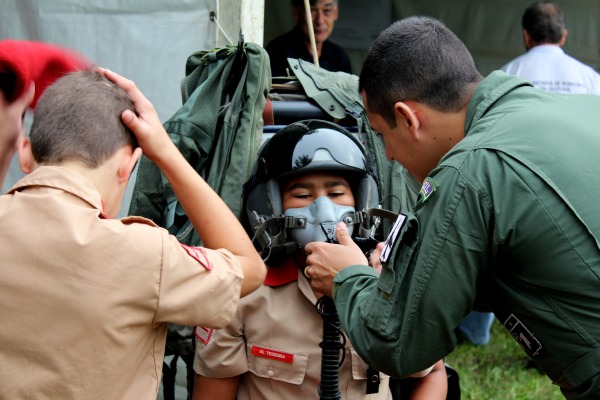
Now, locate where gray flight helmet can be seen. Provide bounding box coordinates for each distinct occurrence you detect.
[242,119,380,262]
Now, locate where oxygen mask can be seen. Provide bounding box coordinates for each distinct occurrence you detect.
[283,196,355,247]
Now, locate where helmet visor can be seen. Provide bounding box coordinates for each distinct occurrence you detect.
[265,125,368,180]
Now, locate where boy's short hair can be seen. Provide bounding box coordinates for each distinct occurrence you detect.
[29,69,137,168]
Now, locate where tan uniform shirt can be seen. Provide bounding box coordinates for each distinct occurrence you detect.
[0,166,243,399]
[194,260,392,400]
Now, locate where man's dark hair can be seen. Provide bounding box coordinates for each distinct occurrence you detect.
[359,16,482,128]
[29,69,137,168]
[522,1,565,44]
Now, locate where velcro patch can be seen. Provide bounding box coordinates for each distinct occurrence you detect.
[251,345,294,364]
[180,244,212,271]
[380,213,407,263]
[504,314,543,357]
[418,177,437,203]
[195,326,213,345]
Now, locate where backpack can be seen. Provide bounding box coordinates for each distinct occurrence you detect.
[127,38,271,400]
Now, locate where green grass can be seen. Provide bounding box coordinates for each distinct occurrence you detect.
[445,320,564,400]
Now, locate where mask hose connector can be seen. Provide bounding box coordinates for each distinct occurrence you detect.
[316,296,345,400]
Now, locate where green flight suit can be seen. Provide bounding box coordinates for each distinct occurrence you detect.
[332,71,600,399]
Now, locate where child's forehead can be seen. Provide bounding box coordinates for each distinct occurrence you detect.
[282,171,350,190]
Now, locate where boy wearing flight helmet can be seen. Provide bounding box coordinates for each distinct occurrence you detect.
[192,120,447,399]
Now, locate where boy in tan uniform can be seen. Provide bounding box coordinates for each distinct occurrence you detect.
[192,120,447,399]
[0,69,266,399]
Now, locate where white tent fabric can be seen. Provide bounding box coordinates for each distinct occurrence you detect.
[1,0,218,200]
[1,0,217,121]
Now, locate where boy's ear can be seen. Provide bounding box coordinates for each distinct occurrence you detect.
[117,146,142,184]
[18,136,33,174]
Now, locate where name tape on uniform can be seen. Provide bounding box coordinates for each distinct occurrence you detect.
[251,345,294,364]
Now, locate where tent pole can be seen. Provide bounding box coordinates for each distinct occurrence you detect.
[303,0,319,67]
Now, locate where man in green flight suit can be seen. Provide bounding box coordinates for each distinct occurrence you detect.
[302,16,600,400]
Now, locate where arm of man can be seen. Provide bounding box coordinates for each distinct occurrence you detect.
[101,68,266,296]
[307,169,487,377]
[0,84,33,187]
[192,375,239,400]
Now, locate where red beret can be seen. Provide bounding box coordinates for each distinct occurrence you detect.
[0,40,91,108]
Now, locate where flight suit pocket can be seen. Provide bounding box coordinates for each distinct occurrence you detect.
[362,214,420,341]
[246,342,308,385]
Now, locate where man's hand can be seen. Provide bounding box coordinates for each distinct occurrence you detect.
[369,241,385,275]
[304,222,369,297]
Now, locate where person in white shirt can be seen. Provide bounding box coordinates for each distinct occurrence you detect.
[501,1,600,94]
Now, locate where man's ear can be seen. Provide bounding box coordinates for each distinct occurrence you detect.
[331,5,339,22]
[117,146,142,184]
[523,30,534,50]
[559,29,568,47]
[394,101,421,137]
[18,136,33,174]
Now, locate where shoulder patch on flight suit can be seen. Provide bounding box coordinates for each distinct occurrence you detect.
[180,244,213,271]
[418,177,438,204]
[195,326,213,345]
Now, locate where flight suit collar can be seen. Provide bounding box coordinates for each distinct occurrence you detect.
[464,71,533,134]
[8,166,105,216]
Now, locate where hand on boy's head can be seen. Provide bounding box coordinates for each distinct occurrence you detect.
[98,67,172,162]
[304,222,369,297]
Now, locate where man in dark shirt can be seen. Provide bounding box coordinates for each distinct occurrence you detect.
[266,0,352,77]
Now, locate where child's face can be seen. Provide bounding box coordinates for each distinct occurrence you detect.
[281,171,355,212]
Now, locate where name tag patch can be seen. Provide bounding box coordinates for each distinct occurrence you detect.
[504,314,543,357]
[251,345,294,364]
